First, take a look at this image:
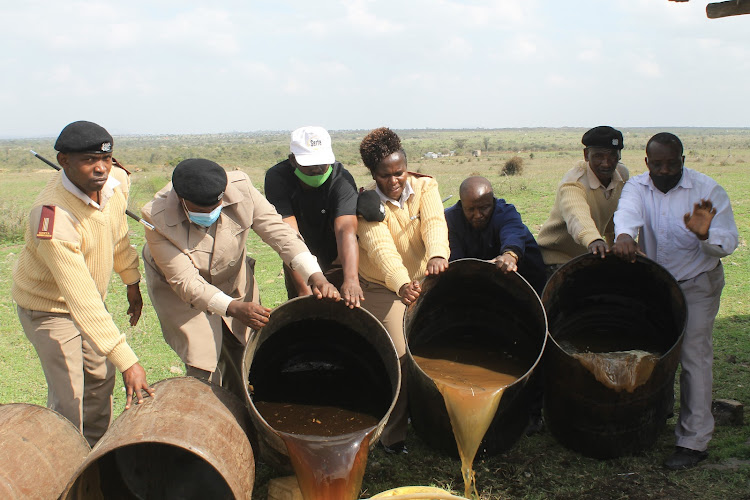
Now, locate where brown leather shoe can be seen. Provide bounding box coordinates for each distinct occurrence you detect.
[664,446,708,470]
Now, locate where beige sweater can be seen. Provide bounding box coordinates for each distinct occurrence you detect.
[537,160,629,265]
[12,168,141,372]
[357,175,450,294]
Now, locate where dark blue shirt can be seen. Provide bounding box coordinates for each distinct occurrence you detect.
[445,198,546,295]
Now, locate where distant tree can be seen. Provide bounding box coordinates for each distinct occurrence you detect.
[483,137,490,151]
[529,152,535,160]
[454,138,468,150]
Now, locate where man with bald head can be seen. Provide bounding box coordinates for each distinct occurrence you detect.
[444,176,545,295]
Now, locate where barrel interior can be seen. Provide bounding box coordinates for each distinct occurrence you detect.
[249,318,393,433]
[65,443,232,500]
[407,262,545,376]
[544,255,685,357]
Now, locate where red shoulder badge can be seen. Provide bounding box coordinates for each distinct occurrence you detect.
[36,205,56,239]
[408,171,433,178]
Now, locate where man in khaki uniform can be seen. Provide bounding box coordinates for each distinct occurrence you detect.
[537,125,629,278]
[12,120,154,446]
[142,159,340,395]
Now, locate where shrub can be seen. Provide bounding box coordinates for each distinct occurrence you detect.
[502,156,524,176]
[0,202,27,242]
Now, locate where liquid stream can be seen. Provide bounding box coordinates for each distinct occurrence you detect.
[256,401,379,500]
[413,346,523,499]
[572,350,660,393]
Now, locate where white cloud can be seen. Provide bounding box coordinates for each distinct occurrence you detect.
[342,0,404,35]
[632,56,662,78]
[234,61,276,82]
[159,8,240,55]
[545,74,573,88]
[435,0,529,27]
[444,36,473,57]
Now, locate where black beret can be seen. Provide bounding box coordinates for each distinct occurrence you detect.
[54,121,114,153]
[582,126,624,150]
[172,159,228,206]
[357,190,386,222]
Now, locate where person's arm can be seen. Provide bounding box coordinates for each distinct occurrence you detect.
[418,179,450,275]
[445,207,467,262]
[111,170,144,324]
[245,182,332,291]
[279,215,313,296]
[34,210,151,403]
[558,181,605,249]
[495,202,529,259]
[333,214,363,308]
[611,180,645,263]
[690,184,739,257]
[142,212,230,313]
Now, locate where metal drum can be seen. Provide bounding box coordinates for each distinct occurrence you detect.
[242,296,400,471]
[543,253,686,458]
[405,258,547,457]
[0,403,90,499]
[61,377,255,499]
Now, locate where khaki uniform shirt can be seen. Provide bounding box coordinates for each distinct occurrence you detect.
[141,171,310,372]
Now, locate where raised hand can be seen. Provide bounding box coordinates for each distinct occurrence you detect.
[684,199,716,241]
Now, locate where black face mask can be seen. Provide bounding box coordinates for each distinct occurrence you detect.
[650,169,682,193]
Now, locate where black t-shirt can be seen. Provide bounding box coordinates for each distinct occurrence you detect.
[264,160,358,270]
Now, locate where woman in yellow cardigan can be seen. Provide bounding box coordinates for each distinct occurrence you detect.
[357,127,450,453]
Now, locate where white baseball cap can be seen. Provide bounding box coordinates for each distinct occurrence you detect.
[290,126,335,166]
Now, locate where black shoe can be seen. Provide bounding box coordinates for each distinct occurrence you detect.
[380,441,408,455]
[664,446,708,470]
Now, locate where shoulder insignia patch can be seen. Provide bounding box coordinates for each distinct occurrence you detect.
[36,205,56,239]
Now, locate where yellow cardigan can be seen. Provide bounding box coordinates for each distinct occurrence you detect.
[357,175,450,294]
[537,160,629,265]
[12,168,141,372]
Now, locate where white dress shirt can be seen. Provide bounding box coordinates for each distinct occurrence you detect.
[614,167,738,282]
[62,170,120,210]
[376,180,415,209]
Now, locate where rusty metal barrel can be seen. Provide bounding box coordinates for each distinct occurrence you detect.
[405,259,548,456]
[61,377,255,499]
[242,296,400,470]
[542,254,686,458]
[0,403,90,499]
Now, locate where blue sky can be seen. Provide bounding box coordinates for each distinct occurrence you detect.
[2,0,748,137]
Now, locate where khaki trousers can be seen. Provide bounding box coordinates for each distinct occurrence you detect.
[17,306,115,447]
[675,263,725,452]
[360,279,408,446]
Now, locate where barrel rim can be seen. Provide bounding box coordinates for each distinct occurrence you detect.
[404,258,549,388]
[242,295,402,449]
[543,253,688,361]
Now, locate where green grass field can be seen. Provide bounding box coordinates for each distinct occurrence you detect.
[1,128,748,499]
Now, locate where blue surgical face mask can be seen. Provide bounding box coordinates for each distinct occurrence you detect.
[183,200,223,227]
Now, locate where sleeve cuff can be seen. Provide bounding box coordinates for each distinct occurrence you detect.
[207,292,234,317]
[119,268,141,287]
[580,231,604,248]
[108,342,139,373]
[290,251,322,284]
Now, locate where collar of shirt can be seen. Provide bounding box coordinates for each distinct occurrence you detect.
[375,180,414,209]
[62,170,121,210]
[586,161,625,199]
